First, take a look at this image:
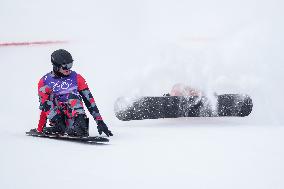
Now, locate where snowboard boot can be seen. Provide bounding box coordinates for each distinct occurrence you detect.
[65,114,89,137]
[43,116,66,135]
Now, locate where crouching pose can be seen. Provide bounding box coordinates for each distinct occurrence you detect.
[32,49,113,137]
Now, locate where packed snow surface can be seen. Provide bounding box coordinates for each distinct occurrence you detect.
[1,0,284,188]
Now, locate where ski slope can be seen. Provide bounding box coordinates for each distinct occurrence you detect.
[1,0,284,189]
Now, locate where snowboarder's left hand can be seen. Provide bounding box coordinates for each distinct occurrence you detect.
[97,120,113,137]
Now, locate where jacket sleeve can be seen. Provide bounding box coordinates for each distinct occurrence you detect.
[38,78,51,111]
[37,78,49,132]
[38,77,59,122]
[37,111,47,132]
[77,74,103,123]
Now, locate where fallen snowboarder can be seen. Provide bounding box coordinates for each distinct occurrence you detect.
[114,83,253,121]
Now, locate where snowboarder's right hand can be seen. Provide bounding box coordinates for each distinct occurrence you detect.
[97,120,113,137]
[30,128,39,133]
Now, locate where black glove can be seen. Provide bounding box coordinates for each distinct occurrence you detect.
[97,120,113,137]
[30,128,39,133]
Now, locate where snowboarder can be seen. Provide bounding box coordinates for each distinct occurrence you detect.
[30,49,113,137]
[164,83,203,96]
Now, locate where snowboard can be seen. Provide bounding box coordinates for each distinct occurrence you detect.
[114,94,253,121]
[26,130,109,143]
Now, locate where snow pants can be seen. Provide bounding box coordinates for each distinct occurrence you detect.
[37,93,86,132]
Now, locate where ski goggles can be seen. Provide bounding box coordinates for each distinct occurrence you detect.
[61,62,73,70]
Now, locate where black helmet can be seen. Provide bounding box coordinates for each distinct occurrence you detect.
[51,49,73,71]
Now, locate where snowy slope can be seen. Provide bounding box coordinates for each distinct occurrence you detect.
[1,0,284,189]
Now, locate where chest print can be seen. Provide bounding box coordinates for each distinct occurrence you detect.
[50,79,73,92]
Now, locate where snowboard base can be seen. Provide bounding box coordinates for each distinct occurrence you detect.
[114,94,253,121]
[26,130,109,143]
